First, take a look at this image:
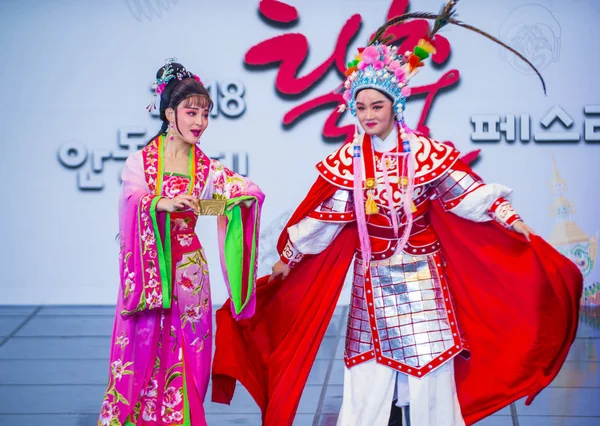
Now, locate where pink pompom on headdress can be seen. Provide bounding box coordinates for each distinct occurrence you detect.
[361,46,380,65]
[192,74,203,85]
[372,60,385,70]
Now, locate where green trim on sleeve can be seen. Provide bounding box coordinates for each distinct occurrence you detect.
[223,196,259,315]
[150,196,172,309]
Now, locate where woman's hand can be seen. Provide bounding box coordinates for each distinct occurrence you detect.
[269,261,291,282]
[157,195,199,214]
[512,220,536,242]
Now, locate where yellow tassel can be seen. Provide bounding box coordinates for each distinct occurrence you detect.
[410,201,417,213]
[365,191,379,215]
[418,38,437,55]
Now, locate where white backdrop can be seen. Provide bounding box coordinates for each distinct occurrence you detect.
[0,0,598,305]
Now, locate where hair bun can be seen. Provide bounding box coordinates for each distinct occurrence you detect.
[156,62,193,81]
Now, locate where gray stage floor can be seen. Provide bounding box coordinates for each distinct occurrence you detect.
[0,305,598,426]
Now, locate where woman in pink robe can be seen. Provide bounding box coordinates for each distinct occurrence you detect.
[98,61,264,426]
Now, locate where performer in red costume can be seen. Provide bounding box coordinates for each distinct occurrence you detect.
[212,2,582,425]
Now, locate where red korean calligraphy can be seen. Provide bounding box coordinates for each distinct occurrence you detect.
[247,0,459,142]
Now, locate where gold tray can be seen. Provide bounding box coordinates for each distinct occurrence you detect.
[196,199,227,216]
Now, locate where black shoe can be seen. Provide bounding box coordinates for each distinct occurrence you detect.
[388,402,404,426]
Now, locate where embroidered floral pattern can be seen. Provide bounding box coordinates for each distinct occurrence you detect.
[98,332,133,426]
[143,140,159,193]
[163,386,183,409]
[111,359,126,381]
[137,193,163,312]
[140,227,156,249]
[115,332,129,349]
[142,400,157,422]
[147,289,163,309]
[145,379,158,398]
[164,175,191,198]
[172,217,190,231]
[193,154,210,198]
[181,304,202,329]
[160,372,184,423]
[177,252,208,296]
[99,400,115,426]
[122,252,135,300]
[211,160,250,199]
[145,266,158,280]
[178,270,197,292]
[177,234,194,247]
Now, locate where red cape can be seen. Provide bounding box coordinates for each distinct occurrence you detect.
[212,176,582,426]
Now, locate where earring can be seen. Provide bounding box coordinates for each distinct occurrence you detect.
[169,122,174,140]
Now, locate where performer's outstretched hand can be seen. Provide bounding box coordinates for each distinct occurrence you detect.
[157,195,199,214]
[269,261,291,282]
[513,220,536,242]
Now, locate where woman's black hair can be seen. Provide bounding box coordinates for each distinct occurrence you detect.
[146,62,213,144]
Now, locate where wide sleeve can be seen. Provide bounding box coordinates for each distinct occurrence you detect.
[431,159,522,228]
[207,160,265,320]
[118,151,173,316]
[211,175,358,425]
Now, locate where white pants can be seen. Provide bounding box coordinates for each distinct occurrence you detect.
[336,359,466,426]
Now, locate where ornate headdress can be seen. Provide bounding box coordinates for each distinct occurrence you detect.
[146,58,204,112]
[339,0,546,121]
[340,40,435,123]
[345,0,547,269]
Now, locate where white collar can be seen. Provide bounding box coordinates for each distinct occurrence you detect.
[371,125,398,153]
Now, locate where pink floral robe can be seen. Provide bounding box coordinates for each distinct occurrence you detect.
[98,136,264,426]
